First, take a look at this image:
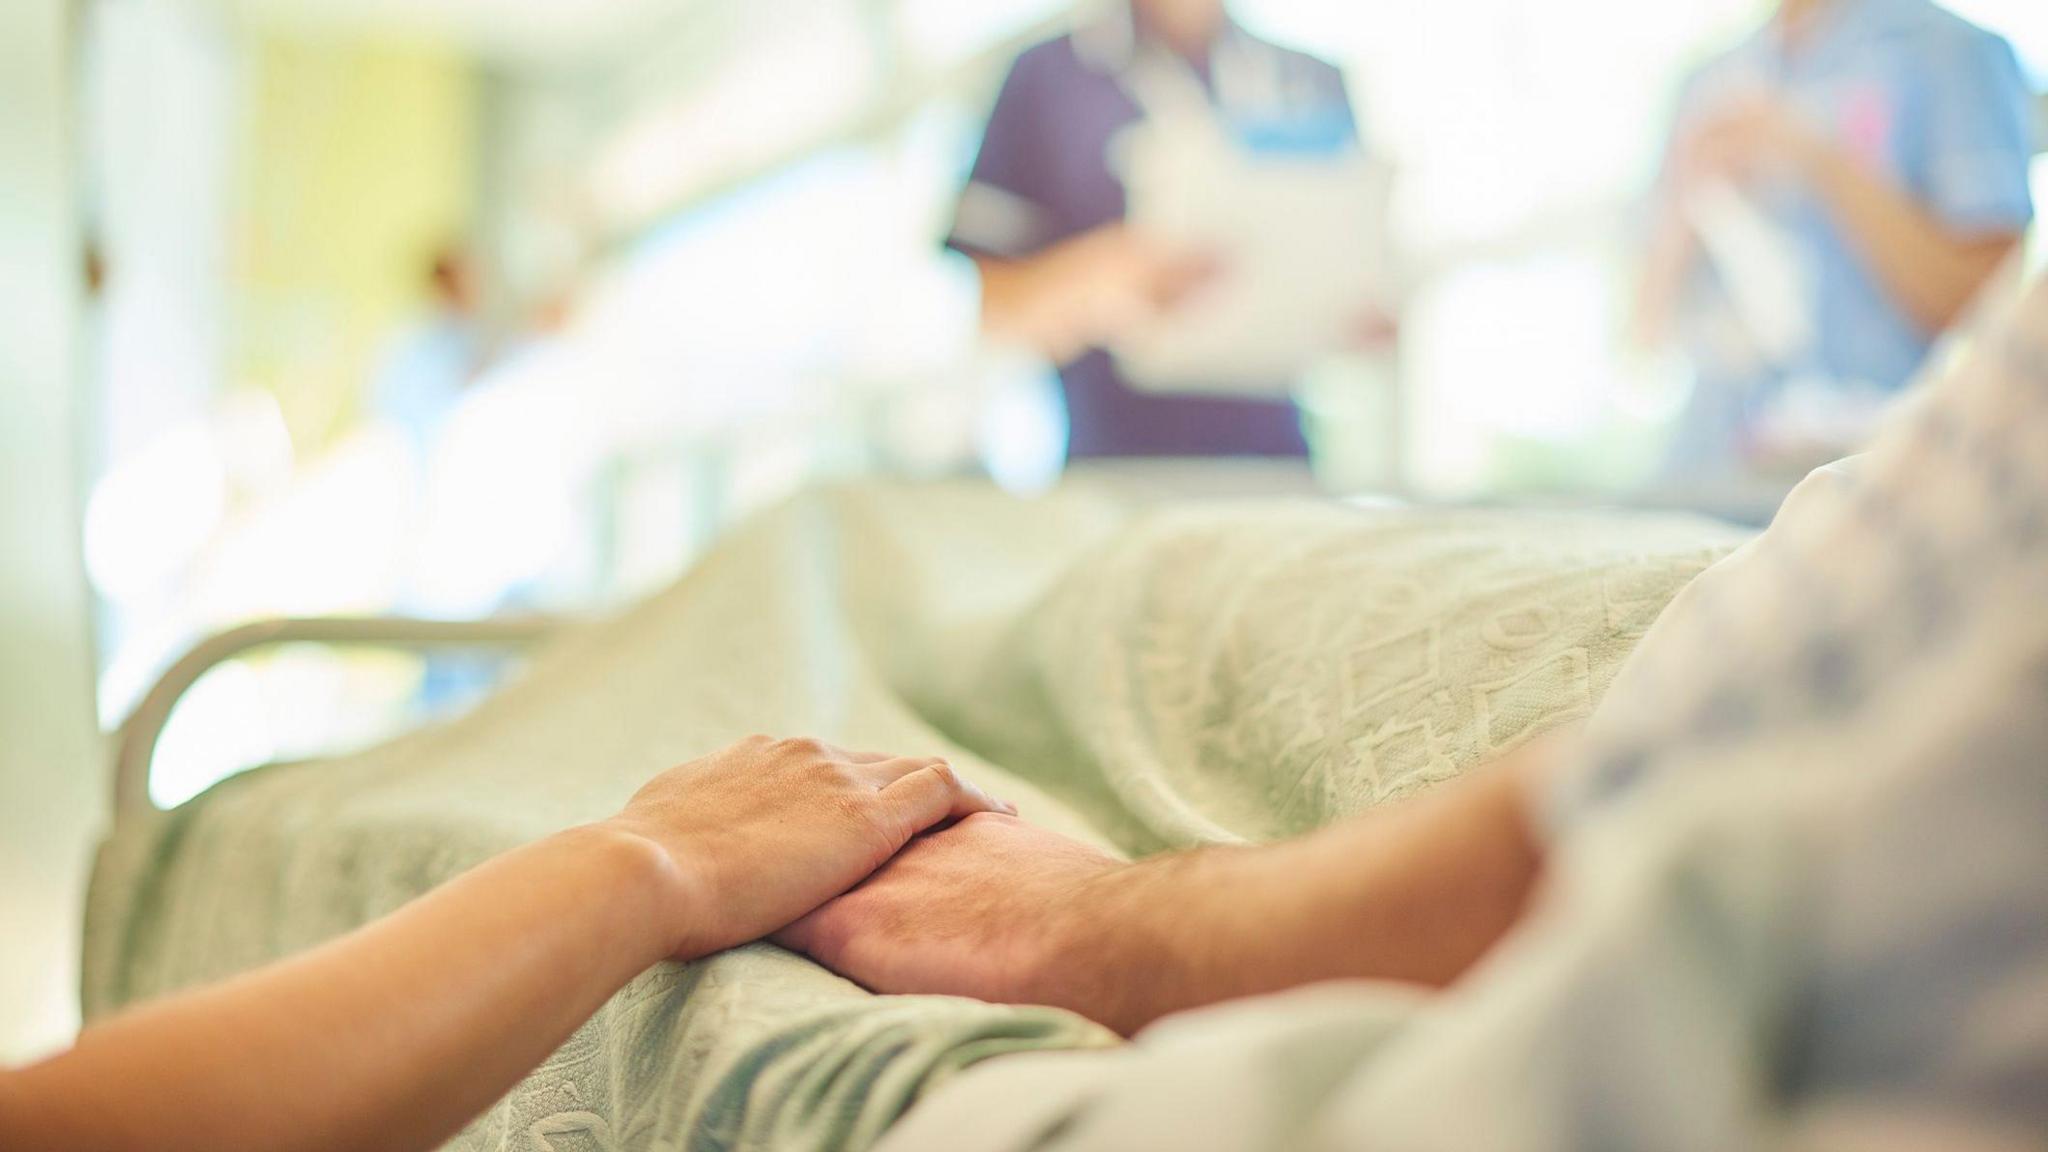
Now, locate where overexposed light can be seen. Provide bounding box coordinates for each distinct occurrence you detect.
[256,644,424,764]
[723,426,828,522]
[612,454,717,599]
[99,614,206,729]
[2032,156,2048,275]
[84,419,229,606]
[895,0,1067,67]
[590,7,878,231]
[195,427,417,620]
[1609,348,1695,426]
[978,357,1069,495]
[1232,0,1379,59]
[145,647,428,809]
[1942,0,2048,82]
[872,383,981,477]
[88,0,232,468]
[577,146,974,450]
[213,389,296,494]
[1404,253,1623,492]
[414,350,598,616]
[149,660,277,809]
[843,236,983,376]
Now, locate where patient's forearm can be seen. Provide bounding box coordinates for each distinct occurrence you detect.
[0,824,678,1152]
[1037,759,1546,1034]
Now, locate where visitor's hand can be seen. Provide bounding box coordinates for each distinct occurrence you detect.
[776,812,1130,1013]
[603,735,1014,962]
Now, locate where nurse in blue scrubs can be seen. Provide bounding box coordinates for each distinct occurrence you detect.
[1639,0,2036,478]
[946,0,1367,461]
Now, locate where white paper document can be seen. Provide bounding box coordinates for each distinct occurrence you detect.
[1112,120,1392,396]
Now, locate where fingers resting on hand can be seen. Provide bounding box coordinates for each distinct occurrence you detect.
[756,736,1017,830]
[877,760,1017,842]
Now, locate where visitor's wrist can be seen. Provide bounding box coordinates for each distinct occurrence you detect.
[564,820,699,964]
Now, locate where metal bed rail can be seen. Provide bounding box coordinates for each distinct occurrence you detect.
[111,615,570,822]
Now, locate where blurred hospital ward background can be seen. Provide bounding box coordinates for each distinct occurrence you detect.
[3,0,2045,1061]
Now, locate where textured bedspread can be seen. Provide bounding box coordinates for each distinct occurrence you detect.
[83,482,1742,1151]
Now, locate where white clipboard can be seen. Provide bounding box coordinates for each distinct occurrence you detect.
[1108,83,1393,395]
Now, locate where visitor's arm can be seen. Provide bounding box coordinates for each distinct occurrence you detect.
[0,737,1009,1152]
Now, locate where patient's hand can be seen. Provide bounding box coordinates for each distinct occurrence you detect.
[776,814,1127,1011]
[604,736,1013,961]
[783,758,1550,1035]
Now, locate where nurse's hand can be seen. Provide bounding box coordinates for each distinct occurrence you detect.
[604,735,1014,961]
[1680,94,1825,189]
[978,224,1217,363]
[1346,304,1401,351]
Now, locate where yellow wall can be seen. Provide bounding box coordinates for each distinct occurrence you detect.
[234,36,477,448]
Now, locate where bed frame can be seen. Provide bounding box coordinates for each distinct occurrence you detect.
[112,615,569,820]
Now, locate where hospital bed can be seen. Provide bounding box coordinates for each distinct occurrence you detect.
[109,615,569,824]
[84,479,1747,1151]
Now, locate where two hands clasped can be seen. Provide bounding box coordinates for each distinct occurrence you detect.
[601,735,1020,964]
[0,734,1549,1152]
[660,734,1548,1036]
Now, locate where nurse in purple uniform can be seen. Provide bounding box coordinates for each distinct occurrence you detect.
[946,0,1364,460]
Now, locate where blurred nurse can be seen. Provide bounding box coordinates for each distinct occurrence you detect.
[946,0,1364,461]
[1638,0,2035,479]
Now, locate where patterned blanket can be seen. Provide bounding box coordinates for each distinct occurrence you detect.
[83,482,1741,1151]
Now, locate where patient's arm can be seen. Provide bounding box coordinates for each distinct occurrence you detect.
[0,736,1009,1152]
[780,742,1554,1036]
